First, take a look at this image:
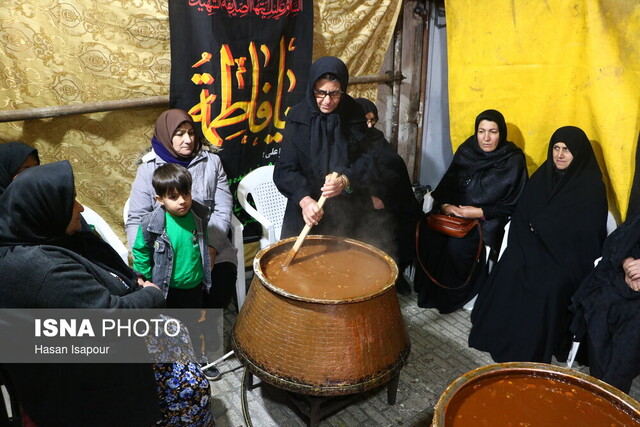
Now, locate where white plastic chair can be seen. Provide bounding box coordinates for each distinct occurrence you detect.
[237,165,288,249]
[123,197,247,310]
[497,221,511,261]
[81,205,129,265]
[606,210,617,236]
[230,214,247,309]
[462,222,508,312]
[122,197,130,228]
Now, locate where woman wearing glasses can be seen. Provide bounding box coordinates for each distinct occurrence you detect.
[274,56,381,240]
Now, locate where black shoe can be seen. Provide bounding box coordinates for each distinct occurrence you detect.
[200,363,221,381]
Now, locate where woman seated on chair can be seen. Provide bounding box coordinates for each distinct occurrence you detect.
[126,108,237,310]
[0,161,213,426]
[570,211,640,394]
[274,56,379,241]
[0,141,39,196]
[469,126,608,364]
[414,109,528,313]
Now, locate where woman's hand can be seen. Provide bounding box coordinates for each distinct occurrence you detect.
[300,196,323,226]
[371,196,385,210]
[138,278,161,292]
[321,174,346,198]
[441,204,484,219]
[622,257,640,291]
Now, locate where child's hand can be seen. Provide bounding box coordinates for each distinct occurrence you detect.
[208,246,217,265]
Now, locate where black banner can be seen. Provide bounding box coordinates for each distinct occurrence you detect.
[168,0,313,218]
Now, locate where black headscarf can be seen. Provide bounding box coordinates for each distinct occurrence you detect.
[511,126,607,284]
[0,141,39,196]
[431,109,528,249]
[539,126,602,201]
[0,161,74,247]
[434,109,514,194]
[475,109,507,142]
[354,97,379,121]
[286,56,367,177]
[0,160,137,283]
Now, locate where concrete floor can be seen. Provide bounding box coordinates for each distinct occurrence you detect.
[208,273,640,426]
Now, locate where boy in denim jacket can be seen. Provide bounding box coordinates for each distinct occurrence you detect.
[132,163,220,379]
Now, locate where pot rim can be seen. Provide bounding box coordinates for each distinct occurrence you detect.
[253,235,399,304]
[433,362,640,425]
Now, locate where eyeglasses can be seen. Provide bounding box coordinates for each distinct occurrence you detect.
[313,89,343,100]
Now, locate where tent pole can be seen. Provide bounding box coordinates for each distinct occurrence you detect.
[390,4,404,151]
[413,0,432,182]
[0,75,402,124]
[0,96,169,122]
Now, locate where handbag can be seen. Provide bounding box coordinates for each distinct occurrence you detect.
[425,213,478,238]
[415,212,484,290]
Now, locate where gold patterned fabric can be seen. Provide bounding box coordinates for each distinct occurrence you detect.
[0,0,401,242]
[314,0,403,101]
[0,1,171,239]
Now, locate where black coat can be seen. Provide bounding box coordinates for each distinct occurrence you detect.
[364,128,421,264]
[0,161,164,426]
[274,57,374,240]
[470,126,608,363]
[570,212,640,393]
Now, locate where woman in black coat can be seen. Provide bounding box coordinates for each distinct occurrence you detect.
[469,126,608,364]
[354,97,422,294]
[0,161,213,426]
[570,211,640,393]
[414,109,528,313]
[274,56,378,241]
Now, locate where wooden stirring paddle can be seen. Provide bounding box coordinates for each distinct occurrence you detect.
[282,172,339,270]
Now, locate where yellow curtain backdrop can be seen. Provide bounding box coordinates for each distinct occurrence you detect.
[446,0,640,221]
[0,0,400,242]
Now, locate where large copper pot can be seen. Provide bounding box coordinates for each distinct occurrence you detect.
[232,235,410,396]
[432,362,640,426]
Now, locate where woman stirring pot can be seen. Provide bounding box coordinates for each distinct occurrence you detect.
[274,56,378,241]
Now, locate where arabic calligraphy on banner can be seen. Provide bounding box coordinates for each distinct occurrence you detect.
[188,36,296,150]
[188,0,304,19]
[169,0,312,221]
